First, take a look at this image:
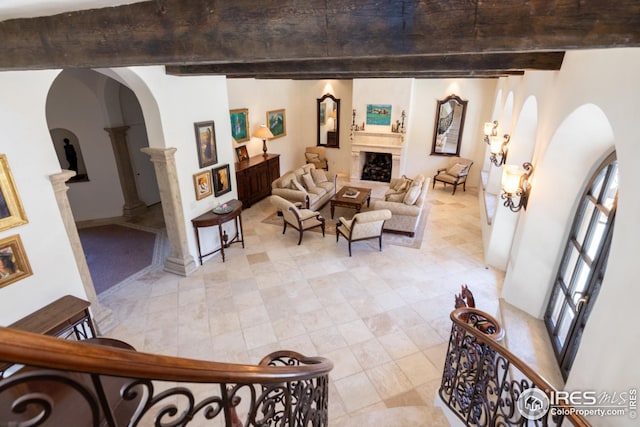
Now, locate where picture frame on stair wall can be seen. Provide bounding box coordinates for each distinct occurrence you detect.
[0,234,32,289]
[0,154,27,232]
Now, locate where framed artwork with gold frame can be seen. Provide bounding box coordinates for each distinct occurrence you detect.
[0,154,27,232]
[193,170,213,201]
[0,234,32,289]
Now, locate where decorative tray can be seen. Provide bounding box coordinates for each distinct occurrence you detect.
[213,205,233,214]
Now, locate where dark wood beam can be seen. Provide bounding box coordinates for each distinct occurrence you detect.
[164,52,563,78]
[225,71,525,80]
[0,0,637,72]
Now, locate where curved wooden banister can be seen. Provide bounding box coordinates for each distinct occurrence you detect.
[0,326,333,426]
[440,308,590,427]
[0,327,332,383]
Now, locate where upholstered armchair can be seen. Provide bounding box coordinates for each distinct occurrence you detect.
[305,146,328,170]
[432,157,473,195]
[270,195,325,245]
[336,209,392,256]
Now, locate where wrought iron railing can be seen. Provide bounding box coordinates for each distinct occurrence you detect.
[0,327,332,426]
[439,307,589,426]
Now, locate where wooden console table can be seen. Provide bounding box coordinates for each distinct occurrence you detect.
[192,199,244,264]
[9,294,97,339]
[235,153,280,207]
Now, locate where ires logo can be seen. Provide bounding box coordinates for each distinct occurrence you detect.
[517,388,637,420]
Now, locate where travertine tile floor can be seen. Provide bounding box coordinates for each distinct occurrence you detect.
[98,178,560,425]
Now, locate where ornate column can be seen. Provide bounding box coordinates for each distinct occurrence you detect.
[141,147,197,276]
[104,126,147,217]
[49,170,115,334]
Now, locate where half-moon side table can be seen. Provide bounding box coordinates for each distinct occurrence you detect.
[191,199,244,264]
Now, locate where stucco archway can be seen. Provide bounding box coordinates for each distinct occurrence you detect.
[502,103,615,318]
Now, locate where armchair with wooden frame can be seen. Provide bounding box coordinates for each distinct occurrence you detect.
[432,157,473,195]
[305,146,328,170]
[270,195,325,245]
[336,209,392,256]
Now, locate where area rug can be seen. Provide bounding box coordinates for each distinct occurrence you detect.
[261,199,429,249]
[78,224,158,294]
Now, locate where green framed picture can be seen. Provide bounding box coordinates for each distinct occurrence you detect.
[266,109,286,139]
[230,108,250,143]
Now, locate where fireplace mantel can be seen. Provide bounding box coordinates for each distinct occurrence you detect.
[350,131,406,180]
[351,131,404,147]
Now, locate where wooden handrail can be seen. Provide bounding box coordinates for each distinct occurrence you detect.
[0,327,331,382]
[440,307,590,427]
[0,326,333,426]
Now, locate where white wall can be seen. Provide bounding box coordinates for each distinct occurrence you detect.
[0,70,88,324]
[499,49,640,425]
[404,79,496,182]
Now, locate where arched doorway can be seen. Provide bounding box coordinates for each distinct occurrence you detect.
[45,69,165,295]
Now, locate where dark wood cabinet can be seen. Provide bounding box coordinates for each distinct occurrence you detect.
[235,154,280,207]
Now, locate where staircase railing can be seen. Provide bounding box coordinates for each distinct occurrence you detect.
[439,307,589,426]
[0,326,333,426]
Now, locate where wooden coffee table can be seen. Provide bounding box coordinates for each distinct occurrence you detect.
[330,186,372,219]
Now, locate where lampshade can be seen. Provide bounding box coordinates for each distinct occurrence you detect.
[489,135,504,154]
[484,122,496,136]
[330,110,337,119]
[502,165,524,194]
[253,125,274,140]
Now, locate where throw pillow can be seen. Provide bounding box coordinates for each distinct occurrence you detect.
[394,175,413,192]
[385,192,405,202]
[447,163,468,177]
[280,172,297,188]
[305,152,320,161]
[311,168,328,184]
[403,181,422,205]
[302,173,316,190]
[292,179,307,193]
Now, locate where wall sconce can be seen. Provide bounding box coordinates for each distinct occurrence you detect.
[253,125,274,157]
[501,162,533,212]
[483,121,498,144]
[489,134,510,166]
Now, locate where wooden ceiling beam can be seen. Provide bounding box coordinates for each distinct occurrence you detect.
[220,71,525,80]
[164,52,564,78]
[0,0,637,72]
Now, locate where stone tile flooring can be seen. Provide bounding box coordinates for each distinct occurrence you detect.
[98,178,560,425]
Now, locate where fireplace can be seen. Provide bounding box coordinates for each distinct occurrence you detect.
[350,131,406,181]
[361,152,392,182]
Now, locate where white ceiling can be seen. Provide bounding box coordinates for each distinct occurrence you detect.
[0,0,146,21]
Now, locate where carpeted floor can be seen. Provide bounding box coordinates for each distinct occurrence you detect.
[261,198,430,249]
[78,224,158,295]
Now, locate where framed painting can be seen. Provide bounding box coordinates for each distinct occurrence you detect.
[366,104,392,126]
[319,103,326,125]
[266,109,287,139]
[0,234,32,289]
[0,154,27,232]
[212,164,232,197]
[230,108,250,143]
[193,170,213,200]
[194,121,218,168]
[235,145,249,162]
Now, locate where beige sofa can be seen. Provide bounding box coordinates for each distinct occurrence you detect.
[271,163,337,211]
[372,174,430,237]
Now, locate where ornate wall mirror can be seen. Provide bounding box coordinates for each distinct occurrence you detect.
[317,94,340,148]
[431,94,468,156]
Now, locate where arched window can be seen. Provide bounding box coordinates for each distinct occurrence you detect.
[544,152,618,379]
